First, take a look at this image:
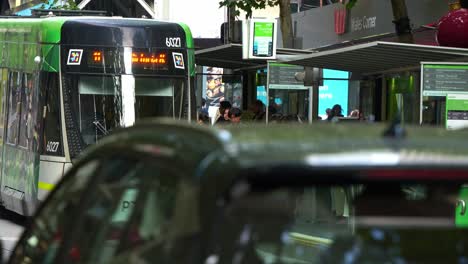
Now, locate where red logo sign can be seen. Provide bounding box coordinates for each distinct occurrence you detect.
[334,8,347,35]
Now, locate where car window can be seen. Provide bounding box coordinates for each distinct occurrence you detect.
[9,160,100,264]
[9,156,141,264]
[210,183,466,264]
[102,179,201,264]
[43,157,182,264]
[10,150,191,264]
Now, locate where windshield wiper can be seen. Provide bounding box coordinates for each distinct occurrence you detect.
[93,120,109,135]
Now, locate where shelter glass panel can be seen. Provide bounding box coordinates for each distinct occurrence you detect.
[267,63,309,123]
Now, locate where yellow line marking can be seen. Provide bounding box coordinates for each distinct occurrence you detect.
[38,181,55,191]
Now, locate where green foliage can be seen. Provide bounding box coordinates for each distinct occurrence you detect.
[40,0,79,10]
[219,0,279,18]
[346,0,358,9]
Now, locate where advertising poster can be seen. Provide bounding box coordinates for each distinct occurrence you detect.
[253,22,274,57]
[205,67,224,106]
[319,69,349,119]
[319,81,349,119]
[446,93,468,130]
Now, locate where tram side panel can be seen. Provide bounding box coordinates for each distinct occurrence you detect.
[36,67,67,203]
[0,26,45,215]
[0,19,67,215]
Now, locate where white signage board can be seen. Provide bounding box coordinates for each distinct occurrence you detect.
[243,18,278,60]
[446,93,468,130]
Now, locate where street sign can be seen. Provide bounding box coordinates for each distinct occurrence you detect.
[446,93,468,130]
[422,63,468,97]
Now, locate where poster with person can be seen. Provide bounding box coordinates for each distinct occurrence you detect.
[205,67,224,106]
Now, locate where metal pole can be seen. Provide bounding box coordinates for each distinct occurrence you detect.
[309,86,313,124]
[136,0,157,18]
[77,0,93,9]
[419,63,424,125]
[266,61,270,124]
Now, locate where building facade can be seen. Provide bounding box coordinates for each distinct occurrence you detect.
[282,0,449,49]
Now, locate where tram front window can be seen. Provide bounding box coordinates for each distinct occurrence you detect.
[74,75,184,145]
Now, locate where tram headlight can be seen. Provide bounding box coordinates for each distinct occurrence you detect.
[34,56,42,64]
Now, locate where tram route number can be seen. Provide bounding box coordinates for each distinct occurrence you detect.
[46,141,60,153]
[166,37,181,48]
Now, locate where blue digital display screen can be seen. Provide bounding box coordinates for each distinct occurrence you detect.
[319,69,349,118]
[256,85,268,105]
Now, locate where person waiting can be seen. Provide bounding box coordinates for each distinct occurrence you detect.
[250,100,266,122]
[228,108,242,124]
[214,101,232,125]
[327,104,344,122]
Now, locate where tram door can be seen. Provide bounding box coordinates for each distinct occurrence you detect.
[0,69,7,177]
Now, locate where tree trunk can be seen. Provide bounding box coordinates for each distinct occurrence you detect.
[390,0,414,43]
[228,6,236,44]
[278,0,294,48]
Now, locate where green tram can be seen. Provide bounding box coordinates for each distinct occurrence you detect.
[0,15,195,215]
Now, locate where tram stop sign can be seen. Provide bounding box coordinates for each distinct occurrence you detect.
[242,18,278,60]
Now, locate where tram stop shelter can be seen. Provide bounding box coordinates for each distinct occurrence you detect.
[195,43,314,70]
[280,41,468,76]
[195,41,468,124]
[280,41,468,125]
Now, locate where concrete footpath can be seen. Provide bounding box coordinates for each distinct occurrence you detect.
[0,208,25,262]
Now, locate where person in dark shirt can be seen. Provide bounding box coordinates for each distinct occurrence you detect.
[215,101,232,125]
[327,104,344,122]
[229,107,242,124]
[251,100,265,122]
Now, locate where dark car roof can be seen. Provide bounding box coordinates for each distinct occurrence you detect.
[223,123,468,166]
[72,121,224,179]
[76,120,468,183]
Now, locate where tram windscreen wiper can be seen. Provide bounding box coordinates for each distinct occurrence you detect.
[93,120,109,135]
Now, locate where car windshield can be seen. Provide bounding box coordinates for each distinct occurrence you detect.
[208,182,467,264]
[10,156,201,264]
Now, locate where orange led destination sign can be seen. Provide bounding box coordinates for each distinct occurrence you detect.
[92,51,102,63]
[87,50,169,71]
[132,52,167,65]
[90,51,167,65]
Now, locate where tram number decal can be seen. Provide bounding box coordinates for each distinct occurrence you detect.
[46,141,60,153]
[166,37,181,48]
